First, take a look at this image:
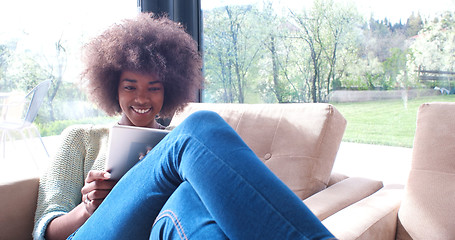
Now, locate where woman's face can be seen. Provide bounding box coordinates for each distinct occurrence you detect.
[117,71,164,128]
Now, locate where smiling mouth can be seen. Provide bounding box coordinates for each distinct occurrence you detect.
[132,107,151,114]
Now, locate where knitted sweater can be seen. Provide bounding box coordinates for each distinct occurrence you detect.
[33,124,110,240]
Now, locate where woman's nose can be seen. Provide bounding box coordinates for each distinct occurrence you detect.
[135,91,150,104]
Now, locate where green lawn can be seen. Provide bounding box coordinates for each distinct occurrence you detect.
[332,95,455,148]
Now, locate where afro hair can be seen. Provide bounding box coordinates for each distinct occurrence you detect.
[81,13,203,117]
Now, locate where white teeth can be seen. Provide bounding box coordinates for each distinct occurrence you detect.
[132,108,151,114]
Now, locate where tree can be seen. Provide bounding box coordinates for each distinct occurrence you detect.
[256,1,303,103]
[203,5,264,103]
[290,0,361,102]
[262,2,285,103]
[202,0,435,104]
[0,45,10,91]
[6,52,49,92]
[0,43,15,91]
[406,12,424,37]
[407,11,455,88]
[382,48,408,90]
[364,17,408,62]
[290,6,324,102]
[44,37,67,121]
[321,2,361,98]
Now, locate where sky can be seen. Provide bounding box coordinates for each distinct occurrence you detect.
[202,0,455,23]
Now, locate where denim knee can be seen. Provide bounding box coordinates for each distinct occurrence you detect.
[151,182,227,240]
[179,110,225,129]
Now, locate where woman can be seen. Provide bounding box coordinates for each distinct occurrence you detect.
[34,13,336,240]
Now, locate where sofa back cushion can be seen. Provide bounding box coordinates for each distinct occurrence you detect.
[397,102,455,239]
[0,177,39,240]
[170,103,346,200]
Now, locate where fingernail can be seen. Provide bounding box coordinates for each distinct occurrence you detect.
[104,172,111,179]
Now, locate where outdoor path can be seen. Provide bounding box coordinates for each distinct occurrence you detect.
[333,142,412,185]
[1,136,413,186]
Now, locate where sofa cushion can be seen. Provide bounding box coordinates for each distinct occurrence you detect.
[304,177,383,221]
[170,103,346,200]
[322,184,404,240]
[0,177,39,240]
[397,102,455,239]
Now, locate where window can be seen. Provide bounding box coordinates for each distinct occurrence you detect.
[201,0,455,147]
[0,0,137,134]
[2,0,455,147]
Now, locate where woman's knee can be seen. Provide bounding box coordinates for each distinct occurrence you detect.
[184,110,224,125]
[151,182,228,240]
[176,110,232,136]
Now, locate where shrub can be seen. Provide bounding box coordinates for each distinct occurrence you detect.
[36,117,117,136]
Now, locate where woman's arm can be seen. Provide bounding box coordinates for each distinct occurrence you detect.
[45,171,115,240]
[33,125,111,240]
[45,203,90,240]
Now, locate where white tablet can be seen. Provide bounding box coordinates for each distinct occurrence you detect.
[105,124,170,180]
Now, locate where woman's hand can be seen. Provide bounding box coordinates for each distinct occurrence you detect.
[138,146,153,160]
[45,170,117,240]
[81,170,117,215]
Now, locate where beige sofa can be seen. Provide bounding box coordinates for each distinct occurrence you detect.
[323,102,455,239]
[1,103,385,240]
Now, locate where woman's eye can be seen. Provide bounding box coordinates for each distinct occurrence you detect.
[149,87,161,91]
[124,86,135,91]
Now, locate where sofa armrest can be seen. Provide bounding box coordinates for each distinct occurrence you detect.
[304,177,383,221]
[327,172,349,186]
[322,184,404,240]
[0,177,39,240]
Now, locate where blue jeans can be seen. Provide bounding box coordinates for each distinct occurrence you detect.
[71,111,335,239]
